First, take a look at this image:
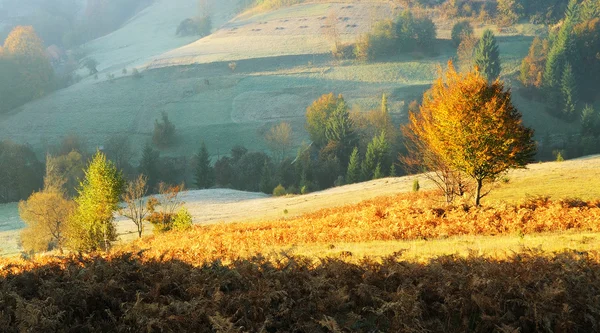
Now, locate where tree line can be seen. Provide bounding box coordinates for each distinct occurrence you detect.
[16,61,537,255]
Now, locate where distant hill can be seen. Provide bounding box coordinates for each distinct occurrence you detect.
[0,0,573,162]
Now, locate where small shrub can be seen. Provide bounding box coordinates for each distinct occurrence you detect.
[451,20,474,47]
[287,185,299,195]
[152,112,176,148]
[283,209,288,215]
[177,16,212,37]
[83,58,98,75]
[172,208,193,231]
[146,212,174,234]
[334,176,345,187]
[413,179,420,192]
[131,68,142,79]
[273,184,286,196]
[122,68,128,75]
[553,150,565,162]
[300,185,309,195]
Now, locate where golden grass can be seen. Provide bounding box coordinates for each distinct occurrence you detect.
[119,191,600,265]
[285,231,600,263]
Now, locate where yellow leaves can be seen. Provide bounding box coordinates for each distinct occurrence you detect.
[405,61,535,204]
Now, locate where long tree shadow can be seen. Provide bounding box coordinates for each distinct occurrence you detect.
[1,250,599,332]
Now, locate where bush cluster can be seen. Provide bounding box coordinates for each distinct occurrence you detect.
[355,11,436,61]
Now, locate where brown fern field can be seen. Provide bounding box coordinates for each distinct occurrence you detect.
[120,191,600,264]
[1,250,600,332]
[3,191,600,332]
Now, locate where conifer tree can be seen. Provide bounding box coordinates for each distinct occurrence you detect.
[259,161,273,194]
[561,62,578,120]
[543,0,578,93]
[346,147,361,184]
[68,152,124,252]
[139,143,159,191]
[194,142,213,189]
[325,99,357,165]
[306,93,344,147]
[581,105,599,136]
[389,163,397,177]
[381,93,389,114]
[473,29,501,81]
[361,131,389,181]
[373,162,384,180]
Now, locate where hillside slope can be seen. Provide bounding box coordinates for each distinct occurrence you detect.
[3,156,600,256]
[0,5,556,159]
[80,0,238,75]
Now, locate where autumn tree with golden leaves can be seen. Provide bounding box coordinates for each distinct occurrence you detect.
[404,62,536,206]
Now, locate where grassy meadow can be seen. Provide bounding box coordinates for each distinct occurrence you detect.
[0,0,568,161]
[3,176,600,331]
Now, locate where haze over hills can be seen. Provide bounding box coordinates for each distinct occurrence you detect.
[0,0,579,160]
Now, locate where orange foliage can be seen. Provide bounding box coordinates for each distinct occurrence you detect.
[121,192,600,264]
[406,62,536,205]
[520,36,549,88]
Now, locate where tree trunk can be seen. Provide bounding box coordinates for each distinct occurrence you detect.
[475,178,483,207]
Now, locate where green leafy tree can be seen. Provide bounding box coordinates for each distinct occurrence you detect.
[561,62,578,120]
[306,93,344,147]
[68,152,124,252]
[474,29,501,81]
[346,147,361,184]
[194,142,213,189]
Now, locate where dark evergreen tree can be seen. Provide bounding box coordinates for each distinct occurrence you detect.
[373,162,384,180]
[324,99,357,166]
[389,163,397,177]
[560,63,578,120]
[346,147,361,184]
[259,161,273,194]
[138,143,159,192]
[581,105,598,137]
[474,29,501,81]
[361,131,389,181]
[194,142,213,189]
[543,0,577,93]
